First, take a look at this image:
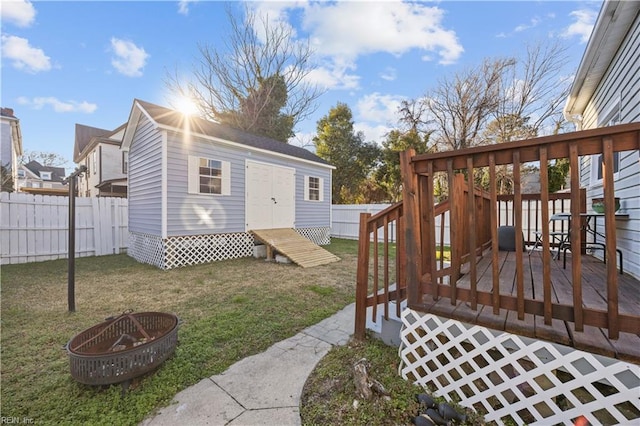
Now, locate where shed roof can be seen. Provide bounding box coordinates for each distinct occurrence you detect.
[123,99,332,167]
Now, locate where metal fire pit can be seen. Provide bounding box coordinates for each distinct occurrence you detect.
[66,311,179,386]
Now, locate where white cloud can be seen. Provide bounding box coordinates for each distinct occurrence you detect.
[353,93,406,143]
[1,34,51,73]
[356,93,404,124]
[177,0,195,16]
[380,67,397,81]
[355,122,393,144]
[257,1,462,92]
[304,59,360,90]
[17,96,97,113]
[110,37,149,77]
[562,9,597,43]
[301,2,463,65]
[1,0,36,27]
[514,17,540,33]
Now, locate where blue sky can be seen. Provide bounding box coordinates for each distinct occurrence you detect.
[1,0,601,173]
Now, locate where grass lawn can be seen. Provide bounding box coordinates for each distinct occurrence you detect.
[0,238,360,425]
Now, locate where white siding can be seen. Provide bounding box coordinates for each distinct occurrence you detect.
[101,143,127,182]
[579,15,640,279]
[128,117,163,236]
[163,130,332,236]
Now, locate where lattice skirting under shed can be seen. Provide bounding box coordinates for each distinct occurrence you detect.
[295,227,331,245]
[128,227,330,269]
[399,309,640,425]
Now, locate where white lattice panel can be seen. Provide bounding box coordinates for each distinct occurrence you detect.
[295,227,331,245]
[164,233,253,269]
[399,309,640,425]
[129,232,254,270]
[129,232,165,268]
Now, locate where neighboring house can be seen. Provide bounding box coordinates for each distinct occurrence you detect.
[563,0,640,279]
[121,99,334,270]
[0,107,24,189]
[74,123,127,197]
[17,161,68,195]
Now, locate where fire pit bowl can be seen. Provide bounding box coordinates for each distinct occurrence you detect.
[66,311,179,386]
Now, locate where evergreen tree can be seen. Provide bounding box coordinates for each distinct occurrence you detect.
[313,103,380,204]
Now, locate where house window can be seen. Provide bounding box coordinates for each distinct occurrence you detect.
[122,152,128,174]
[17,170,25,178]
[188,155,230,195]
[92,151,97,175]
[40,171,51,180]
[590,99,621,185]
[304,176,323,201]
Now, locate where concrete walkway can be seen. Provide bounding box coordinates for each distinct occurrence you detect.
[141,303,355,426]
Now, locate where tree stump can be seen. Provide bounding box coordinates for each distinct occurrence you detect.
[353,358,390,400]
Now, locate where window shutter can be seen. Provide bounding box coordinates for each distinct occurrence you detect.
[188,155,199,194]
[304,176,309,201]
[318,177,324,202]
[221,161,231,195]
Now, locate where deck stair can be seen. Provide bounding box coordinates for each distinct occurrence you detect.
[251,228,340,268]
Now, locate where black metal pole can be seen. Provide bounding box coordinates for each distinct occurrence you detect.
[68,174,76,312]
[64,165,86,313]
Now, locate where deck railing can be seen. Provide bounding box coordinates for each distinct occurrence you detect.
[354,122,640,341]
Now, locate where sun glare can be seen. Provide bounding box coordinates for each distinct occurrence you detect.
[176,96,199,116]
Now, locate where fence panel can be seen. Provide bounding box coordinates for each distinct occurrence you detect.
[0,192,128,265]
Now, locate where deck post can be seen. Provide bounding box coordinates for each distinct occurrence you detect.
[539,147,552,324]
[513,151,524,320]
[602,137,619,339]
[400,149,422,306]
[354,212,372,340]
[489,154,500,315]
[466,158,478,310]
[569,142,583,331]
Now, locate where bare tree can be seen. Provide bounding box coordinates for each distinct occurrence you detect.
[21,150,68,167]
[492,41,570,142]
[426,58,515,151]
[167,5,324,141]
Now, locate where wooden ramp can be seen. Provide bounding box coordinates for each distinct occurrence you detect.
[251,228,340,268]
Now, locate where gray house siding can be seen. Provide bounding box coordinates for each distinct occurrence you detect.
[578,14,640,279]
[294,162,332,228]
[165,131,246,236]
[163,130,332,236]
[128,117,163,235]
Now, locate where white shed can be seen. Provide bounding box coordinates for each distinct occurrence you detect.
[121,99,334,269]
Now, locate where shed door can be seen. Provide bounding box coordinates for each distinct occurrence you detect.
[246,161,295,230]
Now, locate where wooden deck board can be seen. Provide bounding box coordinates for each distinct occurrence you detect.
[251,228,340,268]
[421,249,640,364]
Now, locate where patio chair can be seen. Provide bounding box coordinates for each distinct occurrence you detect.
[528,214,570,259]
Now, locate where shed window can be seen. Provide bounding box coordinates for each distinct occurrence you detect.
[304,176,323,201]
[188,155,230,195]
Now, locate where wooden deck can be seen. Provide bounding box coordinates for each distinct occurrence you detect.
[251,228,340,268]
[421,250,640,364]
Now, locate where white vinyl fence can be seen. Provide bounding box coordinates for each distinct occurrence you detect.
[0,192,128,265]
[331,204,453,245]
